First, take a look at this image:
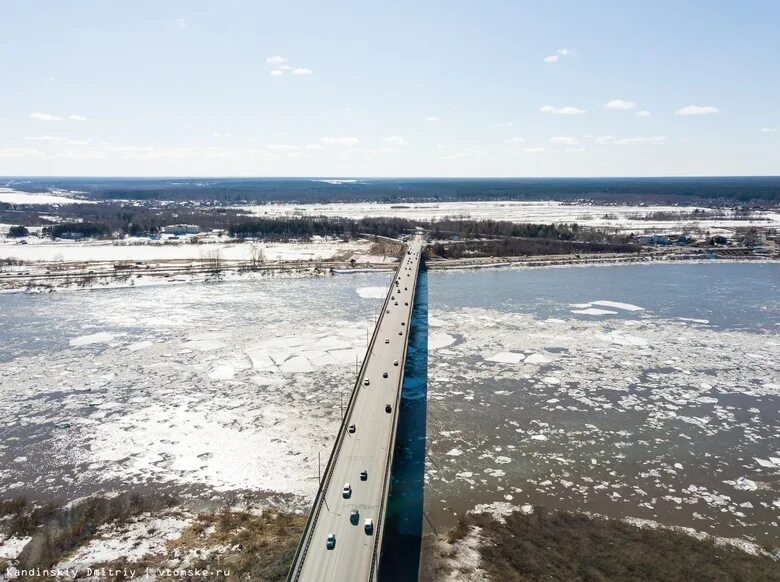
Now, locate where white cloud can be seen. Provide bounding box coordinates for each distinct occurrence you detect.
[759,127,777,133]
[557,47,576,56]
[492,122,513,127]
[636,110,651,117]
[266,55,287,64]
[426,116,440,122]
[264,144,298,151]
[544,55,559,63]
[305,144,323,150]
[521,147,546,153]
[382,136,410,146]
[595,135,666,145]
[30,112,62,121]
[292,67,313,75]
[68,114,87,121]
[174,18,188,30]
[441,152,470,160]
[539,105,586,115]
[26,135,91,145]
[320,136,360,146]
[269,69,283,77]
[675,105,719,116]
[213,132,233,138]
[0,147,44,158]
[45,76,56,83]
[605,99,636,110]
[504,137,526,143]
[550,136,579,145]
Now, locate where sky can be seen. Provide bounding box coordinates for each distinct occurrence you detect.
[1,0,779,177]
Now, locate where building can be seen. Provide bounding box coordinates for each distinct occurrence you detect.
[161,224,200,235]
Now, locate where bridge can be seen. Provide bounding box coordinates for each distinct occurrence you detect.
[287,235,425,582]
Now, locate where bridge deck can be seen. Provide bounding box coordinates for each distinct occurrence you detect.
[288,236,424,582]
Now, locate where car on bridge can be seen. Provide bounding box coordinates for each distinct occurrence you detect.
[364,519,374,534]
[385,404,392,413]
[350,509,359,524]
[348,424,356,433]
[326,533,336,549]
[342,483,352,498]
[382,372,388,378]
[360,469,368,481]
[394,360,399,366]
[363,378,370,386]
[384,338,390,343]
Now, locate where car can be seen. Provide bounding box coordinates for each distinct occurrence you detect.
[399,331,403,335]
[348,424,356,433]
[350,509,360,524]
[385,404,392,413]
[404,287,408,290]
[391,295,395,300]
[363,378,370,386]
[360,470,368,481]
[384,338,390,344]
[327,533,336,549]
[405,302,409,306]
[393,360,399,366]
[342,483,352,498]
[394,302,398,306]
[364,519,374,534]
[382,372,388,378]
[401,321,405,326]
[386,309,390,314]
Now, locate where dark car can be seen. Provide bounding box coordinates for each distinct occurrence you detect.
[385,404,392,413]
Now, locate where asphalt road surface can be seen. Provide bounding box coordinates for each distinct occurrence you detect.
[289,237,423,582]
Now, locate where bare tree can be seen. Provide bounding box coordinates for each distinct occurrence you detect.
[249,244,265,269]
[205,248,224,278]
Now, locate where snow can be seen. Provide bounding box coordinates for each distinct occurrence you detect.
[0,536,31,560]
[57,512,192,570]
[237,200,780,235]
[0,187,89,205]
[0,237,383,263]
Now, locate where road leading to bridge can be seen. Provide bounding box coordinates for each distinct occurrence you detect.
[288,236,424,582]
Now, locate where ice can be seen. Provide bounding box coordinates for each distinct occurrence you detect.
[524,353,550,365]
[356,287,388,299]
[734,477,758,491]
[429,332,456,350]
[485,351,525,364]
[446,448,464,456]
[208,365,235,380]
[571,308,618,316]
[69,332,115,346]
[590,300,645,312]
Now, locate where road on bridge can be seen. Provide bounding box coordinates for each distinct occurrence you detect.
[288,236,424,582]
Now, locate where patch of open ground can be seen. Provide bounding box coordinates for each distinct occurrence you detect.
[421,506,780,581]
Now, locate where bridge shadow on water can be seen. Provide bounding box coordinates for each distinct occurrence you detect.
[378,264,428,581]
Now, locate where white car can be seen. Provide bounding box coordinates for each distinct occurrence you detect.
[364,519,374,534]
[342,483,352,498]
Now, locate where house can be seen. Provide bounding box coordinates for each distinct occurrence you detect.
[161,224,200,235]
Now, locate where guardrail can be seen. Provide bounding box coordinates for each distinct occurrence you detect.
[369,250,421,580]
[286,244,410,582]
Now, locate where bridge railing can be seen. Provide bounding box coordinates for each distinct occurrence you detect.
[286,243,409,582]
[369,250,422,581]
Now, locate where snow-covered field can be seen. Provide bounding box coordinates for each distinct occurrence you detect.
[0,187,89,205]
[0,236,391,264]
[239,201,780,234]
